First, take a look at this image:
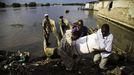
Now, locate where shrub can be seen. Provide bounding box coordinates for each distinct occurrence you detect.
[0,2,6,8]
[45,3,50,6]
[24,3,28,7]
[12,3,21,7]
[29,2,37,7]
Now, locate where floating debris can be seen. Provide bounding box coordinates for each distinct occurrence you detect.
[78,71,82,74]
[0,50,30,70]
[10,24,24,28]
[31,63,39,66]
[65,10,69,13]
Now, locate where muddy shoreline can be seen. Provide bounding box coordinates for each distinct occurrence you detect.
[1,50,134,75]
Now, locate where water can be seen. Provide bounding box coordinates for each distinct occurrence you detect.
[1,6,133,58]
[0,6,97,57]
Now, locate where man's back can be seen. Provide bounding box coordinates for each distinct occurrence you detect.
[79,26,88,37]
[42,18,56,32]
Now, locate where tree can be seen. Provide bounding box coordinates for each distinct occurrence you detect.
[41,3,45,6]
[24,3,28,7]
[45,3,50,6]
[0,2,6,8]
[29,2,37,7]
[12,3,21,7]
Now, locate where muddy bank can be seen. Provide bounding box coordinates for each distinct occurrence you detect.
[1,50,134,75]
[0,56,103,75]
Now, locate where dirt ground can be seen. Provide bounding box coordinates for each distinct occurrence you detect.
[1,50,134,75]
[0,57,107,75]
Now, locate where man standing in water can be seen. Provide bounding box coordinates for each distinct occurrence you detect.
[93,24,113,70]
[59,16,72,37]
[42,14,57,47]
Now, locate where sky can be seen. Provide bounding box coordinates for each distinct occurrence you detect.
[0,0,98,4]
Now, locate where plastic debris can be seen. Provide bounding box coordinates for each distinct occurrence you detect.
[78,71,82,74]
[32,63,39,66]
[4,65,8,69]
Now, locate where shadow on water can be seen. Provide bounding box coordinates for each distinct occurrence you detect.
[12,8,22,11]
[0,9,7,12]
[10,24,24,28]
[84,10,94,16]
[28,7,37,9]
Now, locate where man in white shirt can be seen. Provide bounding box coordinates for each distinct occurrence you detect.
[93,24,113,70]
[42,14,59,47]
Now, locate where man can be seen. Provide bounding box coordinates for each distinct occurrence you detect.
[71,20,88,40]
[42,14,57,47]
[59,16,72,36]
[93,24,113,70]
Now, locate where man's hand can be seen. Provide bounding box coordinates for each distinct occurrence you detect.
[93,48,111,53]
[93,48,99,51]
[93,48,101,54]
[93,48,106,53]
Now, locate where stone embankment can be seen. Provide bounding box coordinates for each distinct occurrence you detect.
[98,8,134,30]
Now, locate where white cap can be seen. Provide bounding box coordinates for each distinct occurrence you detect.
[44,14,48,17]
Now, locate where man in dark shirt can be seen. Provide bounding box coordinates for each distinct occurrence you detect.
[71,20,88,40]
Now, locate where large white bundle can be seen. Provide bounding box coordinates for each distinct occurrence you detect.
[58,30,100,70]
[75,33,99,54]
[61,30,100,54]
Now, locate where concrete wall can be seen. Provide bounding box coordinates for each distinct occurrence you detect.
[94,3,99,10]
[94,0,134,18]
[85,3,94,9]
[94,2,103,10]
[85,3,90,9]
[113,0,129,8]
[128,0,134,18]
[94,0,130,9]
[94,1,109,10]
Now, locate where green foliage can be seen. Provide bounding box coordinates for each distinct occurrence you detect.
[41,3,50,6]
[45,3,50,6]
[12,3,21,7]
[0,2,6,8]
[29,2,37,7]
[24,3,28,7]
[41,4,45,6]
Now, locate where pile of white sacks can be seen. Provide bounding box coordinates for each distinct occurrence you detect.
[57,29,100,70]
[65,29,100,54]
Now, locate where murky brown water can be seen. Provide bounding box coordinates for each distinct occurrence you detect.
[0,6,134,58]
[0,6,97,57]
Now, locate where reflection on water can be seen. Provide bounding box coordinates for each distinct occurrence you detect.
[10,24,24,28]
[84,10,94,16]
[0,6,96,57]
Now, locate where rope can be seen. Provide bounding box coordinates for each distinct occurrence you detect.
[86,36,90,53]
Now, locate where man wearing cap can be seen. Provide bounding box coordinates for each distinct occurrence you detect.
[42,14,58,46]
